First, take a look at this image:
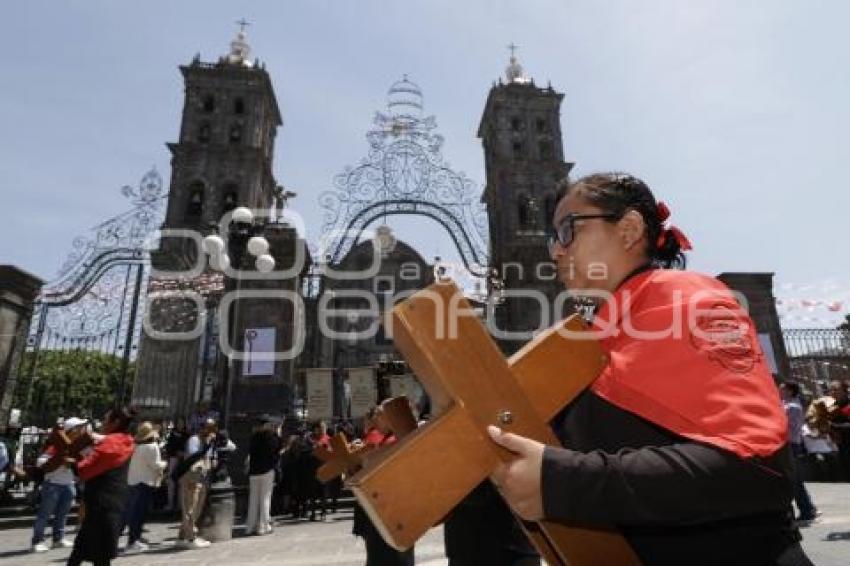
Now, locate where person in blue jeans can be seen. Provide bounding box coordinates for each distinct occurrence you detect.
[31,417,89,553]
[123,422,166,553]
[780,382,819,521]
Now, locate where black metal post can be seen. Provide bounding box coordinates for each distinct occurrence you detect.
[113,264,133,355]
[221,221,253,429]
[118,264,144,405]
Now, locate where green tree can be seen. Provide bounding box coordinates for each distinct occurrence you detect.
[14,350,135,427]
[839,314,850,332]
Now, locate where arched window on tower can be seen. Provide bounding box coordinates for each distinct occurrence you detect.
[538,140,553,160]
[229,124,243,144]
[233,97,245,115]
[512,140,524,159]
[202,95,215,113]
[185,182,204,222]
[518,195,541,232]
[518,194,530,229]
[545,193,557,226]
[535,118,547,133]
[220,186,238,220]
[198,122,211,143]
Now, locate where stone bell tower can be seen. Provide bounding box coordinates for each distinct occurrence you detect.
[160,24,282,259]
[134,26,285,417]
[478,47,573,352]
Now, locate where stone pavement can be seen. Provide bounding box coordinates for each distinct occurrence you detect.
[0,483,848,565]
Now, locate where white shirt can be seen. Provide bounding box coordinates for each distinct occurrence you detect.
[37,451,75,486]
[127,442,166,486]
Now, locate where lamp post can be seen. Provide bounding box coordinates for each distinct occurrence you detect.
[202,207,276,429]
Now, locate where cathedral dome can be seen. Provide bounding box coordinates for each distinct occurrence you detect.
[387,75,423,119]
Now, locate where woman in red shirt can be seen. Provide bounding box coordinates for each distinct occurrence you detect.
[488,173,812,565]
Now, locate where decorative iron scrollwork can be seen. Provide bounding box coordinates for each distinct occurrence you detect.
[33,168,165,343]
[319,77,488,274]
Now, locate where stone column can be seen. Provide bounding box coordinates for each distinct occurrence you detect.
[0,265,44,433]
[718,272,791,380]
[227,224,308,421]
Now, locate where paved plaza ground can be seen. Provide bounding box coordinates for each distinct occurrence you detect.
[0,483,848,565]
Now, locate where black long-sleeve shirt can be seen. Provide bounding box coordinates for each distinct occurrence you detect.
[247,430,280,476]
[543,389,805,565]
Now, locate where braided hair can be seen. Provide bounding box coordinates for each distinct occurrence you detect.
[555,172,688,269]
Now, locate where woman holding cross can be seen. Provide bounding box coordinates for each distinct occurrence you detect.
[488,173,812,565]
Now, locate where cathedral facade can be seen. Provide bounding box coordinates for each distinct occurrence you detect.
[132,31,790,434]
[132,31,573,427]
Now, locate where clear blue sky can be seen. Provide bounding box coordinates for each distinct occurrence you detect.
[1,1,848,326]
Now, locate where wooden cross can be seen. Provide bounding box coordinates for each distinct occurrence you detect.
[42,428,93,473]
[314,396,419,483]
[346,281,641,565]
[314,432,370,483]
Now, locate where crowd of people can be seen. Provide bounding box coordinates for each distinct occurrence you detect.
[782,379,850,481]
[3,401,379,564]
[781,378,850,523]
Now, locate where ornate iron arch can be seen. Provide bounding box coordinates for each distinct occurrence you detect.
[332,199,486,272]
[318,76,488,274]
[31,168,165,343]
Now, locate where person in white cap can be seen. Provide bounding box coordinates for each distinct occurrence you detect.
[30,417,88,553]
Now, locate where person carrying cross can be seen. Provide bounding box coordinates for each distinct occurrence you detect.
[488,172,813,565]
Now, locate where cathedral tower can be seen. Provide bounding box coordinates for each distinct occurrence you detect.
[478,49,573,350]
[161,25,282,251]
[134,27,285,417]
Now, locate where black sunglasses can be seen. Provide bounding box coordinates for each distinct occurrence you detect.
[547,213,620,256]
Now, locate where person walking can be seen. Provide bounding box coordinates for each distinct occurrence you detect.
[487,173,812,565]
[244,416,280,536]
[163,418,189,514]
[123,422,166,553]
[30,417,88,553]
[780,382,818,521]
[66,407,135,566]
[174,419,216,548]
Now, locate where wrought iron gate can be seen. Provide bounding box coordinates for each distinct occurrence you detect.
[18,168,164,425]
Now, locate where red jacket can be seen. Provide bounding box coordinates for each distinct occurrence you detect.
[591,269,787,458]
[76,433,134,482]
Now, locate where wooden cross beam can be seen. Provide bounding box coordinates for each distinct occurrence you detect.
[42,429,93,473]
[347,281,640,565]
[314,396,419,483]
[314,432,368,483]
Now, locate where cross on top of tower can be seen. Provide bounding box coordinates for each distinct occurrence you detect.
[227,19,253,66]
[505,41,529,83]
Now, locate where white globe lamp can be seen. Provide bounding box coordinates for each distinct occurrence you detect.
[247,235,270,256]
[255,254,275,273]
[231,206,254,224]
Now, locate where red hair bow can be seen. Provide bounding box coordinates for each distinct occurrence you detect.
[654,201,693,251]
[665,226,693,251]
